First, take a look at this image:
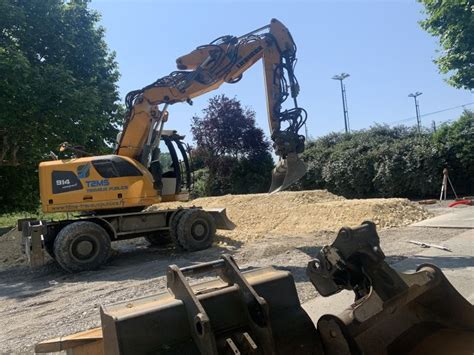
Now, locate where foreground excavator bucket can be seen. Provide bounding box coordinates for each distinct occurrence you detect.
[269,153,307,193]
[36,222,473,355]
[306,221,474,355]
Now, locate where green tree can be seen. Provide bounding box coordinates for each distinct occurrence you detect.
[433,109,474,193]
[418,0,474,90]
[191,95,273,196]
[0,0,121,212]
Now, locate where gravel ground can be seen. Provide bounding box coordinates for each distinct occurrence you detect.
[0,219,465,353]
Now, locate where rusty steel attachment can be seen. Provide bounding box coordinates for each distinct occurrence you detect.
[307,221,474,355]
[36,222,474,355]
[99,254,320,354]
[18,219,48,267]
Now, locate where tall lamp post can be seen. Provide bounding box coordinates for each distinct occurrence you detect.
[408,92,422,132]
[332,73,351,133]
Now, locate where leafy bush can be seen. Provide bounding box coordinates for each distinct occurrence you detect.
[0,166,39,212]
[297,112,474,198]
[192,153,274,197]
[372,137,443,197]
[191,168,211,198]
[230,153,274,194]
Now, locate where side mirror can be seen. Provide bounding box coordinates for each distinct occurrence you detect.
[49,151,58,160]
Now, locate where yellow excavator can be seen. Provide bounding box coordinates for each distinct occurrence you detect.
[20,19,307,272]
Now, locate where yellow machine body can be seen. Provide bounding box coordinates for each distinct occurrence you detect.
[39,18,308,215]
[39,155,161,213]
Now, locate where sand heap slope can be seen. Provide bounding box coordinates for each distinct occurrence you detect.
[153,190,431,242]
[0,229,25,271]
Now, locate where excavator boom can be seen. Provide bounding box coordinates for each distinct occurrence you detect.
[117,19,307,192]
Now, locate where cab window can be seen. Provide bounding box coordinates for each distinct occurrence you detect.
[92,157,142,178]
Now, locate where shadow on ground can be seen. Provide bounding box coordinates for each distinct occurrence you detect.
[0,227,12,237]
[0,235,243,301]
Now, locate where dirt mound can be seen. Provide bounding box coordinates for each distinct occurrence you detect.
[153,190,431,242]
[0,228,26,271]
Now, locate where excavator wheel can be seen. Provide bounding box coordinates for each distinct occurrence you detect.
[53,221,111,272]
[175,209,216,251]
[144,231,172,247]
[169,209,188,250]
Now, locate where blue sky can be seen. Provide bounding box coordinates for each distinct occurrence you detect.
[91,0,473,144]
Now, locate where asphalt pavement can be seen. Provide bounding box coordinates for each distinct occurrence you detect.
[411,206,474,228]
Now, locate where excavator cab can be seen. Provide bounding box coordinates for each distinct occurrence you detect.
[150,130,191,202]
[38,130,192,214]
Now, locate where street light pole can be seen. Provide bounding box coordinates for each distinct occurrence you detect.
[408,92,422,132]
[332,73,350,133]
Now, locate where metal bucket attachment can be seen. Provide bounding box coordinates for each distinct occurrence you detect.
[269,153,307,193]
[35,257,320,355]
[35,328,104,354]
[100,255,320,354]
[204,208,236,230]
[34,222,473,355]
[19,219,48,268]
[307,222,474,355]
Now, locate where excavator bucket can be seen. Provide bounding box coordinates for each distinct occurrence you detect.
[307,222,474,355]
[269,153,307,193]
[36,256,320,354]
[35,222,473,355]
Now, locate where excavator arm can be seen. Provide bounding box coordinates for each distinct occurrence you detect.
[117,19,307,192]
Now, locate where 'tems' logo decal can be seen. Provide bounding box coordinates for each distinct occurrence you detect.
[86,179,110,187]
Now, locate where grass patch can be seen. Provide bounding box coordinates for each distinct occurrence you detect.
[0,211,69,228]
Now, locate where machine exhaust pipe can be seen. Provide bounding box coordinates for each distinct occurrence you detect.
[269,153,307,193]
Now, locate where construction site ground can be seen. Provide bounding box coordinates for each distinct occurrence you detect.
[0,191,472,353]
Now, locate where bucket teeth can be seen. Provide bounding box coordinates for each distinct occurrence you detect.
[269,153,306,193]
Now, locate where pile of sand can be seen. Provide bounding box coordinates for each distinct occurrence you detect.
[154,190,431,242]
[0,229,26,271]
[0,190,431,270]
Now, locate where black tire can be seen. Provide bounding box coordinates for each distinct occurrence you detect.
[170,209,189,250]
[53,221,111,272]
[176,209,216,251]
[144,231,172,247]
[44,241,55,259]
